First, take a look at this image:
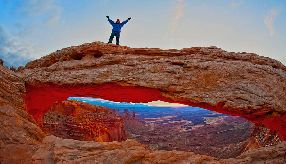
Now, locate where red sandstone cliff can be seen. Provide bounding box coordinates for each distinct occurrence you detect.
[0,42,286,163]
[0,64,44,145]
[43,100,126,142]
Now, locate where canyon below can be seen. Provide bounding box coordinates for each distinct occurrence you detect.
[1,42,286,163]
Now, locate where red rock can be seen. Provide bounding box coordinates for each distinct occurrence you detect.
[24,83,171,123]
[0,65,44,145]
[0,42,286,163]
[21,42,286,140]
[1,135,286,163]
[43,100,126,142]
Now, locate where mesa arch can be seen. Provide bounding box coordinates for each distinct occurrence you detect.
[1,42,286,163]
[22,42,286,140]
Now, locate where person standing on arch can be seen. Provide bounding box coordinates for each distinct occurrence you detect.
[106,16,131,45]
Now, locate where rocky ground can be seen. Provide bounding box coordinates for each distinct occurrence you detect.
[1,135,286,163]
[0,42,286,163]
[122,108,255,159]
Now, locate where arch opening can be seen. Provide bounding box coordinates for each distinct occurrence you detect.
[24,83,284,158]
[67,96,260,158]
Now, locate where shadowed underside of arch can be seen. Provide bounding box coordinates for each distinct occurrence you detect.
[25,82,286,140]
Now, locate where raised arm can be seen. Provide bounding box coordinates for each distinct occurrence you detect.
[121,17,131,25]
[106,16,114,25]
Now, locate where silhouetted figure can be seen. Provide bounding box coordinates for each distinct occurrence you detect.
[106,16,131,45]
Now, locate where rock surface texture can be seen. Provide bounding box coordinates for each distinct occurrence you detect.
[0,42,285,163]
[0,64,44,145]
[1,135,286,163]
[43,100,126,142]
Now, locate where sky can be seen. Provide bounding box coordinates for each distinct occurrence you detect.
[0,0,285,67]
[69,97,189,107]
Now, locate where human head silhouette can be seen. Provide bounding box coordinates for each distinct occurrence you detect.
[116,19,120,23]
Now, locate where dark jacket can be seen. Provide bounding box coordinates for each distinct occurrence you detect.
[108,18,129,32]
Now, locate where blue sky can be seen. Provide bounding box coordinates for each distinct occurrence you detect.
[0,0,285,67]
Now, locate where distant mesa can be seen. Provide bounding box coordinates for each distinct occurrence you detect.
[43,100,126,142]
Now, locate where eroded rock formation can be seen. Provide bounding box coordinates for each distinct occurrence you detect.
[22,42,286,139]
[0,42,286,163]
[0,64,44,145]
[1,135,286,163]
[43,100,126,142]
[24,83,168,123]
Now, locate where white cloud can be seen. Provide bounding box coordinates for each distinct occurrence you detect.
[264,8,279,37]
[145,100,188,107]
[171,0,185,34]
[20,0,61,25]
[0,26,34,67]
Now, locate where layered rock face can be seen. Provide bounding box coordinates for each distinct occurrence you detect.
[43,100,126,142]
[0,64,44,145]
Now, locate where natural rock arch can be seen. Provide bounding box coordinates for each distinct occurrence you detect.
[1,42,286,163]
[22,42,286,140]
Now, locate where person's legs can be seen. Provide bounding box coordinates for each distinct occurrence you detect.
[115,32,120,45]
[108,32,115,43]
